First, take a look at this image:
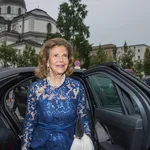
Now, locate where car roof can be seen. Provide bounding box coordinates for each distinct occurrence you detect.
[0,63,149,93]
[0,67,35,79]
[0,62,119,79]
[0,62,137,81]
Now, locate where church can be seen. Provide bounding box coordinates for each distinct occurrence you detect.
[0,0,58,53]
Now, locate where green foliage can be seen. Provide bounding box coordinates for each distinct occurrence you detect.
[73,51,79,61]
[143,48,150,75]
[133,60,143,77]
[118,41,134,69]
[57,0,89,40]
[71,41,79,60]
[44,32,62,43]
[0,44,38,67]
[112,47,117,61]
[90,45,109,67]
[16,45,38,67]
[0,43,17,67]
[57,0,91,68]
[72,35,92,68]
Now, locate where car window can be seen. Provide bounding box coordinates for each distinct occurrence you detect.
[121,89,140,115]
[88,74,141,115]
[88,75,123,113]
[6,78,36,123]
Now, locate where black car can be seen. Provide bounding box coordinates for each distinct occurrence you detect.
[0,62,150,150]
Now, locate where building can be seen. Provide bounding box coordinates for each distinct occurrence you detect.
[91,44,117,60]
[0,0,58,53]
[117,44,150,61]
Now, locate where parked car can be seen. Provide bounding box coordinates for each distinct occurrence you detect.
[0,62,150,150]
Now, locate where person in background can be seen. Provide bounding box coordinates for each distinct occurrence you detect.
[145,78,150,86]
[142,76,150,86]
[8,90,14,102]
[21,38,91,150]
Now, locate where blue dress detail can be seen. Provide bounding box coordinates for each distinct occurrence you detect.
[21,77,91,150]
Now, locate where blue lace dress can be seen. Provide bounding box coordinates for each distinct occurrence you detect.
[21,77,91,150]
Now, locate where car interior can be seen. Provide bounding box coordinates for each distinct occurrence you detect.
[6,77,36,126]
[13,91,27,124]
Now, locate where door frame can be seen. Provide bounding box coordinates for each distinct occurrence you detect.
[83,65,150,149]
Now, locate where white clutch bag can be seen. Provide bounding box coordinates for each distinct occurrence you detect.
[70,133,94,150]
[70,118,94,150]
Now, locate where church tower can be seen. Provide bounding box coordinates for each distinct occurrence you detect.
[0,0,26,20]
[0,0,57,54]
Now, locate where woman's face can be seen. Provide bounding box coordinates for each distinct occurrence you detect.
[48,46,69,76]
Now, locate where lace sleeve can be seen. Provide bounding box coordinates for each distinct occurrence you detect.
[21,83,38,150]
[77,83,91,136]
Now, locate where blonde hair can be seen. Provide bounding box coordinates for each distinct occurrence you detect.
[35,38,74,79]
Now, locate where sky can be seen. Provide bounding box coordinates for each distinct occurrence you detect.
[25,0,150,47]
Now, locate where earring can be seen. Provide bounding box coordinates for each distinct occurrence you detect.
[47,64,49,69]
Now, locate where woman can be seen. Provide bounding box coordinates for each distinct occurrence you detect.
[21,38,91,150]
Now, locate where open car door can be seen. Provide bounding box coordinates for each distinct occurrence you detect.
[83,63,150,150]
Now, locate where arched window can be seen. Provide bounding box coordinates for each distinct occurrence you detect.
[18,8,21,15]
[47,23,52,33]
[7,6,11,14]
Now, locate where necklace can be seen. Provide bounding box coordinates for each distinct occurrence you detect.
[47,74,66,88]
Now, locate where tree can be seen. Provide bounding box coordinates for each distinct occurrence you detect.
[57,0,89,40]
[72,34,92,68]
[57,0,91,68]
[44,32,62,43]
[133,60,143,77]
[118,41,134,69]
[143,48,150,75]
[0,43,17,67]
[16,45,38,67]
[112,47,117,61]
[90,45,109,66]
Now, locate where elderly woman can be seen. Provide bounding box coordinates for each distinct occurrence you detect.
[21,38,91,150]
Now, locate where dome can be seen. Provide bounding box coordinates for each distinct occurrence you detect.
[0,0,26,9]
